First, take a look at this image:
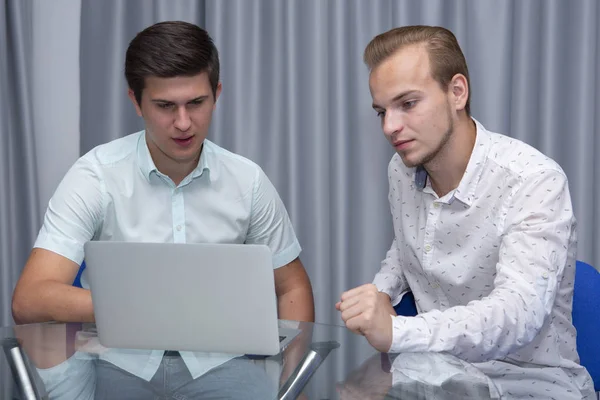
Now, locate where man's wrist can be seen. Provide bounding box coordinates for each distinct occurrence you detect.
[377,290,392,303]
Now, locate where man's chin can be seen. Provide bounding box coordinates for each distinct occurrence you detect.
[170,147,202,164]
[397,153,421,169]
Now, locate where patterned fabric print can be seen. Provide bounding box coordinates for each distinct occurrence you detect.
[373,119,594,398]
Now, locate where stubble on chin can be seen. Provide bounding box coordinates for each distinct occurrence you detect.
[406,112,454,169]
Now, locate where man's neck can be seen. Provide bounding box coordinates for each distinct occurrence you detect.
[425,117,477,198]
[147,141,202,186]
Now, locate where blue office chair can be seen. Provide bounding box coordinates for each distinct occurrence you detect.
[72,261,86,288]
[393,260,600,394]
[393,291,418,317]
[572,260,600,393]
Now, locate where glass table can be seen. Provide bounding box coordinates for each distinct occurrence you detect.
[0,320,586,399]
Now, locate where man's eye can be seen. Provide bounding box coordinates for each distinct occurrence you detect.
[157,103,174,109]
[188,100,203,107]
[376,110,385,118]
[403,100,417,110]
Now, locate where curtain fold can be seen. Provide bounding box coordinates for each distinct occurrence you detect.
[0,0,38,327]
[0,0,38,396]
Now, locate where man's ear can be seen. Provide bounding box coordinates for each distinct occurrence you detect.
[128,88,143,117]
[449,73,469,113]
[213,82,223,109]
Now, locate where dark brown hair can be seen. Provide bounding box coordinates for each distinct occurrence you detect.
[125,21,220,105]
[364,25,471,116]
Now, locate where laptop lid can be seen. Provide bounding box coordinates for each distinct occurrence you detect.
[84,241,281,355]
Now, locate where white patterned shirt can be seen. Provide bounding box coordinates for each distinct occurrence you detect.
[373,119,594,397]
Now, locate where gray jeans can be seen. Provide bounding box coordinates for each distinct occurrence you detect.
[94,352,277,400]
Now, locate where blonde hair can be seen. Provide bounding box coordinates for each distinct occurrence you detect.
[364,25,471,116]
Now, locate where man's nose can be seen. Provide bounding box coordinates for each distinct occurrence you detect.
[174,107,192,131]
[382,110,403,138]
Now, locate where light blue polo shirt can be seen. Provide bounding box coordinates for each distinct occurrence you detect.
[34,131,301,381]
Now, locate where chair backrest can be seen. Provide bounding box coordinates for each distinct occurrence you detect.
[572,260,600,391]
[393,291,418,317]
[72,261,86,288]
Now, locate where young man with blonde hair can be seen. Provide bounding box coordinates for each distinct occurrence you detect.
[337,25,594,398]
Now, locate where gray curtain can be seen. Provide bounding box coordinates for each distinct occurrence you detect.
[0,0,598,398]
[79,0,600,329]
[0,0,38,396]
[0,1,39,326]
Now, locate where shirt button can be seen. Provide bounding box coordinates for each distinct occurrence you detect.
[176,225,182,231]
[424,244,432,252]
[433,203,440,209]
[542,272,549,279]
[431,282,440,289]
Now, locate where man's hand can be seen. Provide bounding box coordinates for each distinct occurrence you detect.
[336,284,395,352]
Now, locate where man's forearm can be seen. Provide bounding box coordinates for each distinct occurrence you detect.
[12,282,95,324]
[277,286,315,322]
[378,291,397,316]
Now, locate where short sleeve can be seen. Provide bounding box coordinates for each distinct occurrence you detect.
[245,167,301,269]
[34,157,105,264]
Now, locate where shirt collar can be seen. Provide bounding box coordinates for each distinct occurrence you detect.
[137,132,212,182]
[452,118,491,206]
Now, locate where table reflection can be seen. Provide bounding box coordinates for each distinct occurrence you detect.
[335,351,587,400]
[1,321,590,400]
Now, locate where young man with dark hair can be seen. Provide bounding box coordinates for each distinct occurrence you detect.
[13,21,314,398]
[337,25,594,398]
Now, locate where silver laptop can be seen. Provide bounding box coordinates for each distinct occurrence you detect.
[85,241,298,355]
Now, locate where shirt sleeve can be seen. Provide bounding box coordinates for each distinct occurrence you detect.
[245,167,301,269]
[34,157,105,264]
[373,237,410,306]
[388,169,574,362]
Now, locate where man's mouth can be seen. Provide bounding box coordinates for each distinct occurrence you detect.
[393,139,413,150]
[173,136,194,147]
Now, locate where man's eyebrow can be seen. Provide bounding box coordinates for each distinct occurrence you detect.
[151,99,174,106]
[151,95,209,104]
[186,95,209,103]
[372,90,421,109]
